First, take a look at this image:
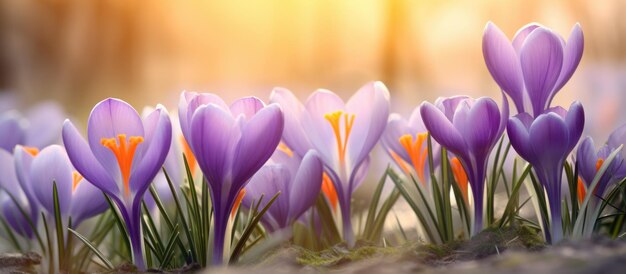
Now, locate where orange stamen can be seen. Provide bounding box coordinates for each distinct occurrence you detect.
[101,134,144,197]
[180,136,197,175]
[595,158,604,171]
[72,171,84,192]
[389,149,412,175]
[398,133,429,184]
[322,172,338,210]
[277,142,294,157]
[22,147,39,156]
[577,177,586,205]
[324,111,355,164]
[450,157,469,203]
[231,189,246,218]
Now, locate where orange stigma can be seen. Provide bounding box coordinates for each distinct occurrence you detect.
[389,149,411,175]
[577,177,586,204]
[398,133,429,184]
[277,142,294,157]
[231,189,246,218]
[22,147,39,156]
[101,134,144,197]
[72,171,84,192]
[322,172,338,210]
[180,136,197,175]
[595,158,604,171]
[450,157,469,203]
[324,111,355,164]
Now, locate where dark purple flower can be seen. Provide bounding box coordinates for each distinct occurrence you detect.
[179,92,284,264]
[242,150,323,232]
[62,98,172,270]
[420,95,508,235]
[507,101,584,243]
[270,82,389,247]
[483,22,583,117]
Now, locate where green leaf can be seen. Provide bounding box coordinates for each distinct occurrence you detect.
[52,182,66,270]
[69,228,115,270]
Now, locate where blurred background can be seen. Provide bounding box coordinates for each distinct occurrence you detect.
[1,0,625,139]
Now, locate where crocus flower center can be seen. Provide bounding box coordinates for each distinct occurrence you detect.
[231,189,246,218]
[398,133,429,183]
[324,111,355,164]
[180,136,197,175]
[22,147,40,156]
[321,172,338,210]
[72,171,84,192]
[450,157,469,203]
[277,142,294,157]
[100,134,144,197]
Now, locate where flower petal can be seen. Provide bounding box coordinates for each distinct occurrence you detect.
[528,113,570,170]
[87,98,145,182]
[302,89,346,166]
[24,102,65,148]
[511,23,541,53]
[346,81,390,170]
[243,165,291,229]
[519,28,564,116]
[288,150,322,223]
[482,22,525,113]
[420,102,466,155]
[62,120,118,195]
[178,91,228,147]
[0,113,24,151]
[231,104,284,190]
[553,23,584,94]
[507,114,534,163]
[30,145,73,216]
[269,87,314,157]
[230,97,265,120]
[576,137,598,186]
[564,101,585,151]
[71,177,108,225]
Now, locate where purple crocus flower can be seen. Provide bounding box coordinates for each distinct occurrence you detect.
[62,98,172,270]
[270,82,389,247]
[0,149,38,238]
[242,149,323,232]
[30,145,108,228]
[0,102,65,152]
[179,92,284,264]
[381,107,440,186]
[576,124,626,205]
[420,95,508,235]
[483,22,583,117]
[507,102,584,243]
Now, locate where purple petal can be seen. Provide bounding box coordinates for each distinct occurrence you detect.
[511,23,541,53]
[243,165,291,229]
[87,98,145,183]
[130,106,172,196]
[420,102,466,155]
[30,145,73,216]
[564,101,585,151]
[528,113,570,169]
[24,102,65,148]
[0,149,21,198]
[302,89,346,166]
[459,98,502,158]
[13,147,37,207]
[350,156,371,192]
[189,104,238,189]
[178,92,228,147]
[553,23,584,94]
[482,22,525,113]
[381,116,411,163]
[0,113,24,151]
[71,177,108,225]
[576,137,598,186]
[608,123,626,154]
[507,115,534,163]
[345,81,390,170]
[434,96,470,121]
[230,97,265,121]
[288,150,322,222]
[519,28,564,116]
[1,198,34,238]
[62,120,118,195]
[231,104,284,189]
[407,106,428,132]
[269,88,314,157]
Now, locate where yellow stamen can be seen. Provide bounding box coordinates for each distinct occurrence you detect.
[577,177,586,205]
[398,133,429,184]
[22,147,39,156]
[321,172,338,210]
[180,136,197,175]
[277,142,294,157]
[72,171,84,192]
[101,134,144,197]
[231,189,246,218]
[324,111,355,164]
[450,157,469,203]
